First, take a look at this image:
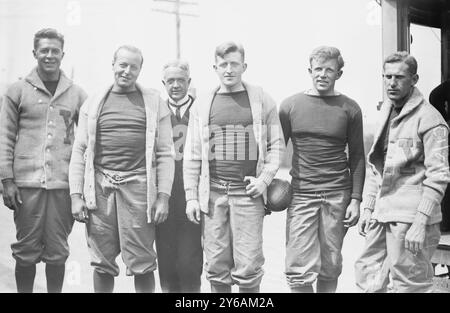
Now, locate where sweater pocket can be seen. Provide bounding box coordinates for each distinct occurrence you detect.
[13,155,37,181]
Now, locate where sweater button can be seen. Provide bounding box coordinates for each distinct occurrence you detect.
[49,105,54,110]
[38,99,42,103]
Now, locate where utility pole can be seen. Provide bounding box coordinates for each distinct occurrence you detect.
[153,0,198,59]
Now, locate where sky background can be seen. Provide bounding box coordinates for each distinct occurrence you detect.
[0,0,443,131]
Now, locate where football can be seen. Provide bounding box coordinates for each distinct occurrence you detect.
[266,178,292,212]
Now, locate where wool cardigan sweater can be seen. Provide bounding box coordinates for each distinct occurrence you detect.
[183,82,285,214]
[69,84,175,223]
[0,68,87,189]
[363,87,450,225]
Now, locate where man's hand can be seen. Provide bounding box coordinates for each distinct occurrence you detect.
[71,194,89,223]
[186,199,201,224]
[343,199,360,228]
[2,179,22,211]
[244,176,267,198]
[152,192,169,224]
[358,208,373,237]
[405,212,428,255]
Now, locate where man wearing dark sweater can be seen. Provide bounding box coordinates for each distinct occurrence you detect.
[155,60,203,293]
[183,42,284,293]
[279,46,365,293]
[0,28,87,293]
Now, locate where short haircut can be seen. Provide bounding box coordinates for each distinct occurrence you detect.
[383,51,418,75]
[33,28,64,50]
[162,59,190,78]
[309,46,344,70]
[113,45,144,66]
[215,41,245,61]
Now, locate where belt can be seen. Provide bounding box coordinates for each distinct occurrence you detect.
[96,166,146,186]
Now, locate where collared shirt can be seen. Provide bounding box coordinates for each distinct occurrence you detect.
[168,94,192,119]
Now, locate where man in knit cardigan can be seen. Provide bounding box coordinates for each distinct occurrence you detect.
[69,45,174,293]
[0,28,87,293]
[355,52,450,292]
[183,41,284,293]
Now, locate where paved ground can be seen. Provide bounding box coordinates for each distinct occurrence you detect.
[0,169,365,293]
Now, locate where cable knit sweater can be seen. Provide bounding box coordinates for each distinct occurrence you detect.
[0,68,87,189]
[363,87,450,225]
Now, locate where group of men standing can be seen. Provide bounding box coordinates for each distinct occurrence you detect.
[0,28,449,293]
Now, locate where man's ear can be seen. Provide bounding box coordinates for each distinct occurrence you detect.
[242,63,248,72]
[162,80,166,86]
[336,70,343,80]
[61,51,65,60]
[213,64,217,70]
[32,50,37,59]
[308,68,312,75]
[412,73,419,86]
[187,78,192,86]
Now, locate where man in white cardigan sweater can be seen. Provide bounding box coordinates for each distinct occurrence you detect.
[183,41,284,293]
[69,45,174,293]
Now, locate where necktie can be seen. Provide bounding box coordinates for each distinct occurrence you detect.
[169,97,190,121]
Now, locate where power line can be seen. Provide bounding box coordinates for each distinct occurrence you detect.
[153,0,199,59]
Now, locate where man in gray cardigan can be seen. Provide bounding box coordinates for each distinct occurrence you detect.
[355,52,450,292]
[69,45,174,293]
[0,28,87,293]
[183,41,284,293]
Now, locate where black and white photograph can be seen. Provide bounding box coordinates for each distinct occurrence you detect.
[0,0,449,301]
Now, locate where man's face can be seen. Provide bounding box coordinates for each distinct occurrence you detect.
[112,49,142,92]
[163,67,191,102]
[383,62,418,105]
[308,58,342,95]
[214,51,247,90]
[33,38,64,76]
